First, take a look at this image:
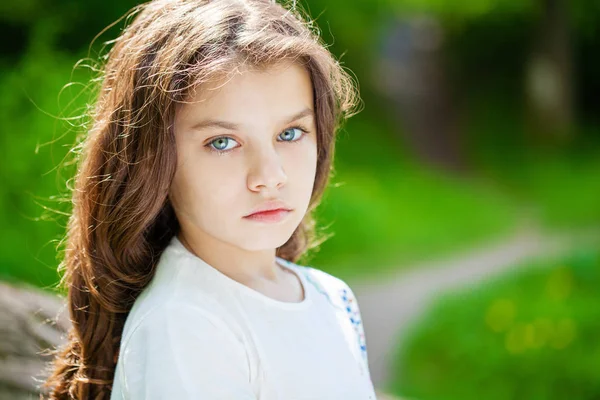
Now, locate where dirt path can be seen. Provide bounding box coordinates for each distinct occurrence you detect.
[350,225,600,392]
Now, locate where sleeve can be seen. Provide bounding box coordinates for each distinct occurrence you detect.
[119,302,256,399]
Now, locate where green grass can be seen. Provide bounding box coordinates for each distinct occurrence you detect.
[490,154,600,229]
[308,160,520,281]
[388,247,600,400]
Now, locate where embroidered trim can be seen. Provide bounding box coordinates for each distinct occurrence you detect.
[340,287,368,363]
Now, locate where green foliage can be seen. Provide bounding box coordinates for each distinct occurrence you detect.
[389,248,600,400]
[384,0,535,19]
[463,90,600,229]
[0,45,91,289]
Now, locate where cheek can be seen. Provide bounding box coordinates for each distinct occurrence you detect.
[286,140,318,183]
[173,158,241,215]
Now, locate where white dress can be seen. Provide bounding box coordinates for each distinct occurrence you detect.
[110,235,377,399]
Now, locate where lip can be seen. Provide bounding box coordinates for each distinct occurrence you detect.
[243,209,292,223]
[244,200,293,218]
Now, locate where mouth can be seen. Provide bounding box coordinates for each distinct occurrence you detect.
[243,208,292,223]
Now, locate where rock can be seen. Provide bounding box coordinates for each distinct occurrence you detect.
[0,280,69,398]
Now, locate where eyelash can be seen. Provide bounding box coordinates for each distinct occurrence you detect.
[204,125,310,156]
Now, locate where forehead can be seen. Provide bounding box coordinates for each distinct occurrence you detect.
[176,61,314,123]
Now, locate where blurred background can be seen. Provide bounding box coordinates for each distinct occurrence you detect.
[0,0,599,398]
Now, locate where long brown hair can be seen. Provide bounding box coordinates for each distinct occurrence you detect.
[40,0,359,398]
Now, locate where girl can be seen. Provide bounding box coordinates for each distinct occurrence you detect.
[42,0,376,399]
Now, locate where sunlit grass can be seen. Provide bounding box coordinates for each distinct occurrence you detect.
[387,247,600,400]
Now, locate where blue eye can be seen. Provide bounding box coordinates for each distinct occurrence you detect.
[208,137,239,152]
[278,127,305,142]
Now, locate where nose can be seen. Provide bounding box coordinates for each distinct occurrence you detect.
[247,146,288,192]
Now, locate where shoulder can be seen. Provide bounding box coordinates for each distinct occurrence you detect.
[122,299,242,350]
[283,260,370,366]
[116,300,256,398]
[281,258,359,308]
[120,255,245,349]
[118,300,252,378]
[301,265,363,322]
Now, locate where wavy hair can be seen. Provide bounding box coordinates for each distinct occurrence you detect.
[40,0,359,398]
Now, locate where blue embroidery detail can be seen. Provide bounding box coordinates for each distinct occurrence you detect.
[339,287,368,363]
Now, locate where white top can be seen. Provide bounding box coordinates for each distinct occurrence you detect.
[110,235,377,400]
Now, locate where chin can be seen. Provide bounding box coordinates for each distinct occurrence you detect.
[236,225,298,252]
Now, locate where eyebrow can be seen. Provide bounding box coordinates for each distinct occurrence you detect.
[189,107,314,132]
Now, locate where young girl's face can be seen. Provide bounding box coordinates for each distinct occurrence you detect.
[169,61,318,252]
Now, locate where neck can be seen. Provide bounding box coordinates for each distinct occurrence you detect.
[176,229,282,284]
